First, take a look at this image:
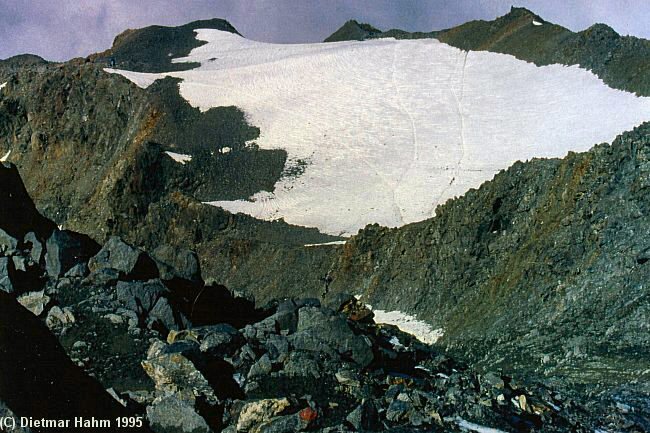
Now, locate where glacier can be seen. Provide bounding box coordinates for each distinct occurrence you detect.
[108,29,650,236]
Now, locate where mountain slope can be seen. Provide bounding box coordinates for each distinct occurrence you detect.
[326,7,650,96]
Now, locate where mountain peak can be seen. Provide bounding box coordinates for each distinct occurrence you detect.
[324,20,381,42]
[90,18,239,73]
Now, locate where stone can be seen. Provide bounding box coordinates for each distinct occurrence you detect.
[23,232,43,265]
[291,307,374,367]
[45,229,99,277]
[88,236,158,280]
[148,296,184,331]
[0,257,14,293]
[64,262,89,278]
[146,394,211,433]
[45,306,75,329]
[346,400,380,431]
[253,414,305,433]
[11,256,28,272]
[237,398,291,431]
[142,340,217,404]
[0,228,18,254]
[247,353,272,379]
[16,290,50,316]
[153,244,202,283]
[116,279,168,318]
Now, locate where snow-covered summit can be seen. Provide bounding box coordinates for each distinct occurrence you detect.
[109,29,650,236]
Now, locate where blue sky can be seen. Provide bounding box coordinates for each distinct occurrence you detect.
[1,0,649,61]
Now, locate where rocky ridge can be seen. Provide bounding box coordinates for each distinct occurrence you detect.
[1,161,646,433]
[325,7,650,96]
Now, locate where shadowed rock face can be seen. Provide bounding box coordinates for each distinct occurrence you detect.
[0,163,56,241]
[0,291,153,433]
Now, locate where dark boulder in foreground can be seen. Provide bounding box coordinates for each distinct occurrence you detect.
[0,290,153,432]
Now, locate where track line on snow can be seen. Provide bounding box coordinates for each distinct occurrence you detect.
[434,50,469,209]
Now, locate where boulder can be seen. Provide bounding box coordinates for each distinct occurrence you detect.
[23,232,43,265]
[16,290,50,316]
[115,279,186,331]
[346,400,380,431]
[0,228,18,254]
[45,229,100,277]
[153,244,202,283]
[89,236,158,281]
[0,257,14,293]
[141,340,218,404]
[236,398,291,432]
[45,306,76,330]
[290,307,374,367]
[146,394,211,433]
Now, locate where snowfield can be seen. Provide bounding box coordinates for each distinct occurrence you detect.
[370,308,444,345]
[109,30,650,235]
[164,151,192,165]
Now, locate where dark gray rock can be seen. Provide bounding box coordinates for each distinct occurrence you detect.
[23,232,43,265]
[0,228,18,254]
[346,400,380,431]
[116,279,169,324]
[0,257,14,293]
[89,236,158,281]
[45,229,100,277]
[290,307,373,367]
[248,353,272,379]
[146,394,211,433]
[152,244,202,283]
[64,262,89,278]
[12,255,28,272]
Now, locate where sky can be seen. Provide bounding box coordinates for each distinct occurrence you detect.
[1,0,649,61]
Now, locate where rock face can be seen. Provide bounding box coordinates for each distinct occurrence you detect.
[0,164,647,432]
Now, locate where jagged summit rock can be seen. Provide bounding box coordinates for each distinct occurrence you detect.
[92,18,240,72]
[324,20,381,42]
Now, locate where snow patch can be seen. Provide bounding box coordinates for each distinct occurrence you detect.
[532,20,543,26]
[111,30,650,235]
[371,308,444,345]
[0,82,6,90]
[165,151,192,165]
[456,418,508,433]
[221,146,231,154]
[303,240,346,247]
[104,68,160,88]
[0,150,10,162]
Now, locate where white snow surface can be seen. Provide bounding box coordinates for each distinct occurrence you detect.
[456,418,508,433]
[0,150,10,162]
[109,30,650,235]
[0,82,6,90]
[532,20,543,26]
[164,151,192,164]
[371,308,444,345]
[303,240,347,247]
